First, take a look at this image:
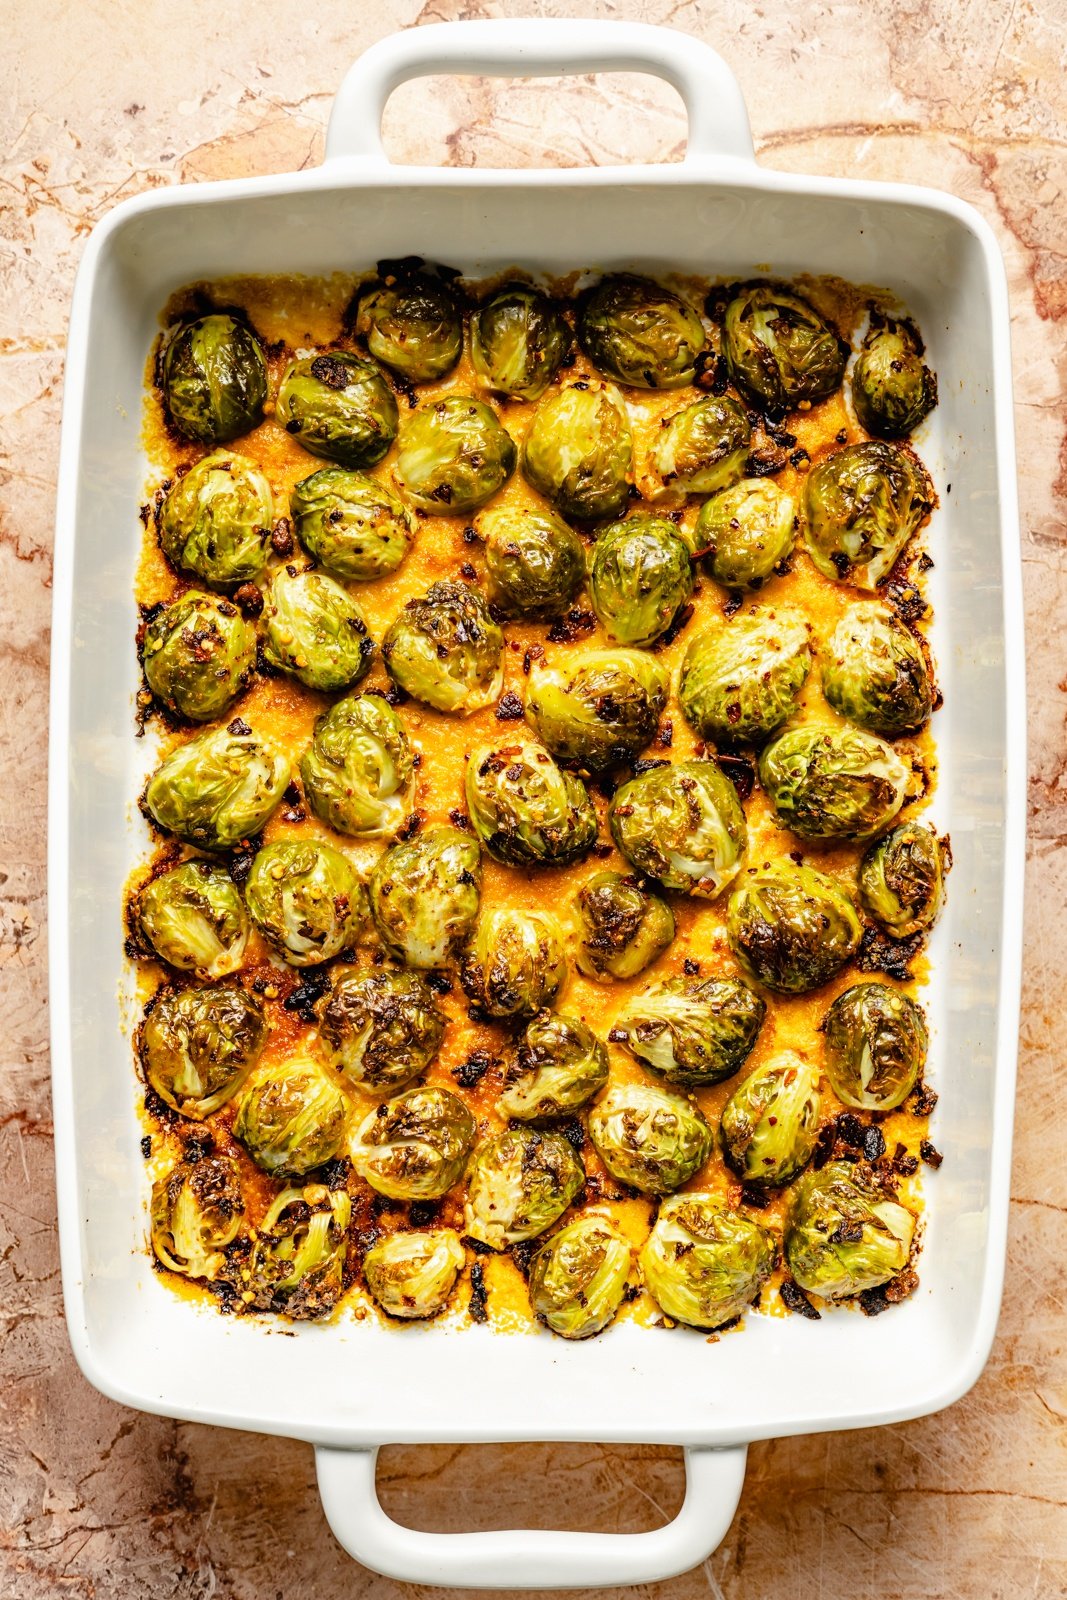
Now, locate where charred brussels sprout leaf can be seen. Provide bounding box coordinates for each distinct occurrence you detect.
[529,1213,632,1339]
[249,1185,351,1319]
[395,395,516,514]
[142,981,266,1118]
[679,608,811,746]
[289,468,415,582]
[144,723,290,851]
[609,759,747,899]
[522,382,633,522]
[822,982,928,1110]
[785,1160,916,1299]
[471,284,571,402]
[822,602,932,737]
[499,1009,609,1121]
[589,515,693,648]
[465,740,597,869]
[802,440,933,590]
[570,871,675,982]
[142,590,255,723]
[161,314,267,444]
[363,1229,466,1319]
[151,1151,244,1279]
[262,568,374,693]
[138,860,249,978]
[588,1084,712,1195]
[720,1051,822,1187]
[383,580,504,713]
[615,975,765,1087]
[368,825,482,970]
[726,861,861,994]
[646,395,750,500]
[300,692,414,839]
[464,1128,584,1249]
[696,479,796,590]
[350,1086,475,1200]
[759,725,909,841]
[722,286,846,410]
[277,352,398,468]
[579,275,706,389]
[320,968,446,1095]
[477,504,586,620]
[852,318,937,439]
[525,649,669,772]
[235,1056,348,1177]
[461,908,568,1019]
[244,839,365,967]
[355,276,463,382]
[158,451,273,589]
[859,820,947,938]
[640,1195,776,1330]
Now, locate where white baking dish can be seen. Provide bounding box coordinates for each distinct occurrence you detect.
[49,20,1025,1590]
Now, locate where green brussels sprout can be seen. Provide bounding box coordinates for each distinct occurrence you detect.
[355,276,463,382]
[460,908,568,1018]
[498,1009,609,1121]
[859,820,947,938]
[646,395,750,499]
[383,580,504,713]
[395,396,516,514]
[235,1056,348,1177]
[350,1086,475,1200]
[261,568,374,693]
[161,313,267,444]
[289,469,415,582]
[726,861,862,994]
[158,451,273,588]
[614,976,765,1087]
[142,981,266,1118]
[851,318,937,439]
[720,1052,822,1187]
[277,351,398,468]
[320,968,446,1095]
[759,725,909,841]
[464,1128,584,1249]
[244,839,365,967]
[249,1184,352,1319]
[721,286,846,410]
[822,982,928,1110]
[471,284,571,402]
[679,609,812,746]
[822,603,932,737]
[524,649,669,772]
[477,505,585,620]
[142,590,255,723]
[368,825,482,970]
[464,740,597,868]
[137,860,249,978]
[150,1151,244,1279]
[785,1160,916,1299]
[609,759,747,899]
[579,275,706,389]
[521,383,633,522]
[570,871,675,982]
[695,479,796,591]
[144,723,290,851]
[528,1213,632,1339]
[802,440,933,590]
[639,1194,776,1330]
[363,1229,466,1320]
[300,692,414,839]
[588,1084,713,1195]
[589,515,693,648]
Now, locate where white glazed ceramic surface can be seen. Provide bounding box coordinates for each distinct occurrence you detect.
[49,20,1024,1591]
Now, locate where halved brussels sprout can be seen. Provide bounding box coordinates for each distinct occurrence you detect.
[161,313,267,444]
[158,451,273,588]
[477,505,586,620]
[639,1195,776,1330]
[521,382,633,522]
[646,395,750,499]
[249,1185,352,1319]
[150,1151,244,1279]
[144,723,290,851]
[851,318,937,439]
[289,468,415,582]
[368,825,482,970]
[785,1160,916,1299]
[822,982,928,1110]
[355,275,463,382]
[464,1128,584,1249]
[471,284,571,402]
[363,1229,466,1319]
[609,759,747,899]
[261,568,374,693]
[759,725,909,841]
[679,609,811,745]
[464,740,597,868]
[859,820,947,938]
[589,515,693,648]
[696,479,796,591]
[277,351,398,468]
[383,580,504,713]
[350,1086,475,1200]
[722,286,845,410]
[802,440,933,590]
[720,1052,821,1187]
[300,692,414,839]
[588,1084,712,1195]
[244,839,365,967]
[142,981,266,1118]
[499,1010,609,1121]
[461,908,568,1018]
[528,1214,632,1339]
[138,860,249,978]
[614,976,765,1087]
[570,871,675,982]
[524,649,669,772]
[395,396,516,514]
[822,603,932,737]
[320,968,446,1095]
[726,861,861,994]
[234,1056,348,1177]
[142,590,255,723]
[579,275,705,389]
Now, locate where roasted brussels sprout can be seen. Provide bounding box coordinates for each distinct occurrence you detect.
[614,976,765,1087]
[383,580,504,713]
[588,1084,712,1195]
[150,1151,244,1279]
[464,741,597,868]
[350,1086,475,1200]
[248,1185,351,1318]
[721,286,846,410]
[142,981,266,1119]
[822,603,932,737]
[521,382,633,522]
[759,725,909,841]
[639,1195,776,1330]
[679,609,811,745]
[144,723,290,851]
[320,968,446,1095]
[646,395,750,499]
[368,825,481,970]
[802,440,933,590]
[158,451,273,588]
[498,1010,609,1121]
[142,590,255,723]
[471,284,571,401]
[300,692,414,839]
[261,567,374,693]
[696,479,796,591]
[234,1056,348,1177]
[822,982,928,1110]
[524,649,669,772]
[528,1214,632,1339]
[726,861,862,994]
[355,275,463,382]
[588,515,693,648]
[579,275,705,389]
[460,908,568,1018]
[137,860,249,978]
[570,871,674,982]
[161,313,267,444]
[244,839,365,967]
[395,396,516,514]
[859,820,947,938]
[609,759,747,899]
[785,1160,916,1299]
[363,1229,466,1320]
[477,504,585,620]
[851,318,937,439]
[720,1052,821,1187]
[289,468,415,582]
[277,351,398,468]
[464,1128,584,1250]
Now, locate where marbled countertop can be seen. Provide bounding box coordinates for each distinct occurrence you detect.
[2,2,1065,1595]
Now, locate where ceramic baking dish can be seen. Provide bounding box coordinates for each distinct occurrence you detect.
[49,19,1025,1590]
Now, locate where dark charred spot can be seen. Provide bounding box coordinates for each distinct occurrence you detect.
[270,518,295,556]
[495,691,525,721]
[426,971,453,996]
[919,1138,943,1169]
[283,969,330,1024]
[448,808,472,831]
[654,602,694,650]
[909,1081,939,1117]
[310,353,352,390]
[140,1135,153,1159]
[723,590,744,617]
[780,1279,821,1320]
[397,810,424,841]
[683,958,700,976]
[715,751,756,799]
[856,925,924,981]
[546,608,596,644]
[227,717,252,737]
[452,1050,494,1089]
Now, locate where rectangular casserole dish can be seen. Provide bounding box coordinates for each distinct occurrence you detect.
[49,20,1025,1590]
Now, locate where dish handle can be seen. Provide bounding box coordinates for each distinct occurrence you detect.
[325,19,754,169]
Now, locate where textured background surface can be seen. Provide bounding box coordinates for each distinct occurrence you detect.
[2,1,1065,1595]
